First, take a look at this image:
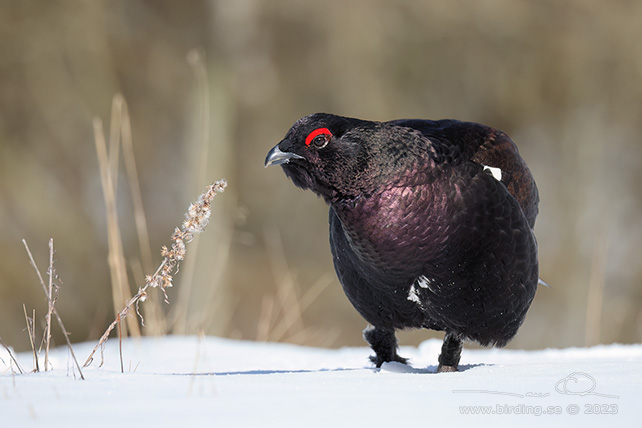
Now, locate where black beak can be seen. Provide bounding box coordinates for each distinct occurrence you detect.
[265,144,305,168]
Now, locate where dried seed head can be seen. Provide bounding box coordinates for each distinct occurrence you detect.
[148,180,226,299]
[145,274,159,288]
[172,238,186,261]
[160,245,170,257]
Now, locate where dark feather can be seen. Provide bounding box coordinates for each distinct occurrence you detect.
[265,113,540,371]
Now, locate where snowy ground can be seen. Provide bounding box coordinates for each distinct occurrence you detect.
[1,336,641,427]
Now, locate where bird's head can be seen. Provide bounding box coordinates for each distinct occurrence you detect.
[265,113,427,203]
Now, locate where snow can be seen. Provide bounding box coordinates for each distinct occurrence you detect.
[2,336,641,427]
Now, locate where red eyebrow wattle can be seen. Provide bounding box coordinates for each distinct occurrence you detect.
[305,128,332,146]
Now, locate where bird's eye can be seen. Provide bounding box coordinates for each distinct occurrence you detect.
[312,135,329,148]
[305,127,332,149]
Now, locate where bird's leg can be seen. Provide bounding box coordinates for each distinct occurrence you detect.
[363,325,408,367]
[437,332,463,373]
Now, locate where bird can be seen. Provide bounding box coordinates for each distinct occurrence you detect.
[265,113,539,372]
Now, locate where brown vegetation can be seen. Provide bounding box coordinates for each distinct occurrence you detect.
[1,1,641,352]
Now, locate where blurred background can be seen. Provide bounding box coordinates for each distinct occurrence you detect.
[1,0,641,353]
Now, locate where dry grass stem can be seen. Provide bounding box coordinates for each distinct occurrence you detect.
[258,229,332,344]
[103,94,165,336]
[186,49,210,189]
[118,95,154,280]
[22,239,85,379]
[118,314,124,373]
[117,94,165,335]
[173,49,211,334]
[83,179,227,368]
[108,94,123,198]
[44,238,55,371]
[585,231,609,346]
[188,230,234,336]
[93,118,140,338]
[0,337,24,375]
[22,305,39,372]
[114,94,167,336]
[256,296,275,342]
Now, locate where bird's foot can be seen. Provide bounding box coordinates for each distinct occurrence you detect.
[437,332,463,373]
[369,353,408,368]
[437,364,458,373]
[363,325,407,368]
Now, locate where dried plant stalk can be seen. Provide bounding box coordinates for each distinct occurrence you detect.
[118,313,124,373]
[93,118,141,337]
[22,239,85,379]
[117,96,165,335]
[44,238,55,371]
[0,337,24,375]
[83,179,227,368]
[173,49,210,334]
[22,305,39,372]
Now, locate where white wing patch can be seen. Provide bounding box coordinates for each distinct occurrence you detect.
[407,284,422,304]
[483,165,503,181]
[417,276,432,289]
[407,276,434,307]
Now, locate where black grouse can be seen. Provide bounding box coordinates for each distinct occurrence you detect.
[265,113,539,372]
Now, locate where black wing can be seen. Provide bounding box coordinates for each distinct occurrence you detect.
[387,119,539,228]
[413,159,539,345]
